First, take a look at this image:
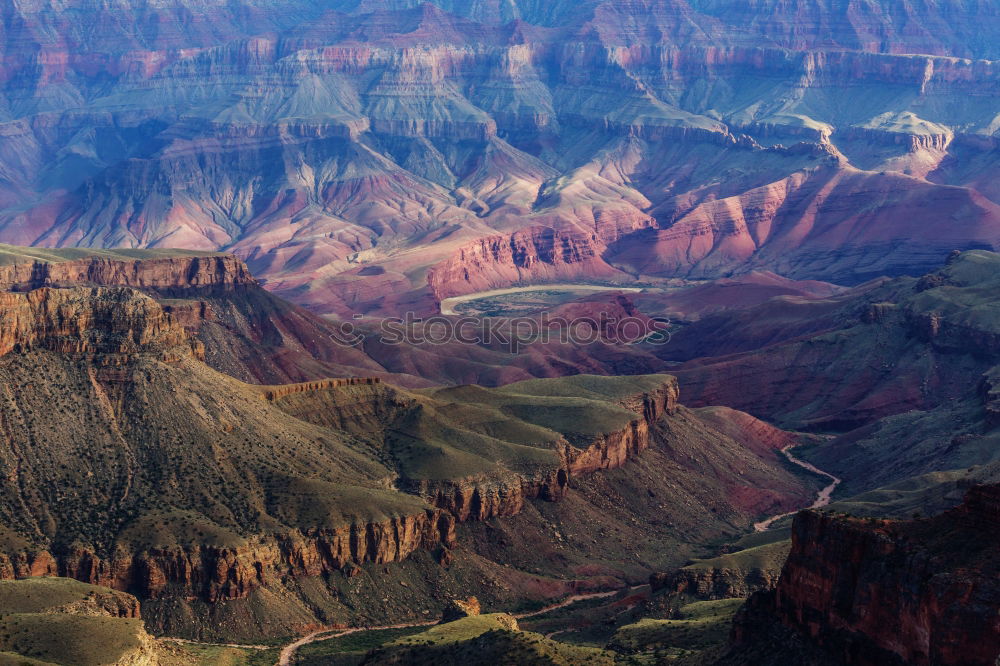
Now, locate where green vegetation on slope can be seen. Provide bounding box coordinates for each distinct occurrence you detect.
[0,614,147,666]
[498,374,673,402]
[364,614,617,665]
[0,577,122,613]
[0,578,155,666]
[0,244,224,266]
[169,643,279,666]
[682,541,791,573]
[609,599,744,655]
[297,626,428,666]
[278,374,675,483]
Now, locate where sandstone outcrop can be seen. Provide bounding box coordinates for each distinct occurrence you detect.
[46,511,457,603]
[401,376,679,522]
[260,377,382,402]
[0,246,396,386]
[651,563,782,601]
[732,486,1000,665]
[0,287,194,359]
[441,596,481,622]
[0,251,255,296]
[427,225,643,299]
[649,538,790,605]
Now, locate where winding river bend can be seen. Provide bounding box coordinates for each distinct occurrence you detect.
[440,284,644,316]
[754,444,843,532]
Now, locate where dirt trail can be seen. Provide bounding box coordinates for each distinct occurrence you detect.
[164,637,270,650]
[276,588,624,665]
[276,619,439,665]
[754,444,842,532]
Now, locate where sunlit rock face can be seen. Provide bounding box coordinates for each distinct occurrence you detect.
[2,0,1000,315]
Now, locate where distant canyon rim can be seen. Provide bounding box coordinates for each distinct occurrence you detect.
[1,0,1000,319]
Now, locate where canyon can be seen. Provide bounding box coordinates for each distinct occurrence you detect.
[0,246,997,663]
[0,250,994,662]
[0,246,818,643]
[1,1,999,317]
[0,1,999,662]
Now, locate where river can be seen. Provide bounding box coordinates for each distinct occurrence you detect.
[440,284,644,316]
[753,444,842,532]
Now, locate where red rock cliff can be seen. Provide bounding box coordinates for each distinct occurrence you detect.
[427,225,645,299]
[734,486,1000,666]
[0,254,256,296]
[0,510,456,604]
[0,287,195,358]
[414,378,679,521]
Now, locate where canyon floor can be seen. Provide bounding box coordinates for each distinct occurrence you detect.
[439,284,647,317]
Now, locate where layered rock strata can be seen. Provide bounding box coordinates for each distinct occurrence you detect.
[0,282,681,606]
[0,253,255,296]
[0,513,456,603]
[732,486,1000,665]
[651,564,782,601]
[402,378,679,522]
